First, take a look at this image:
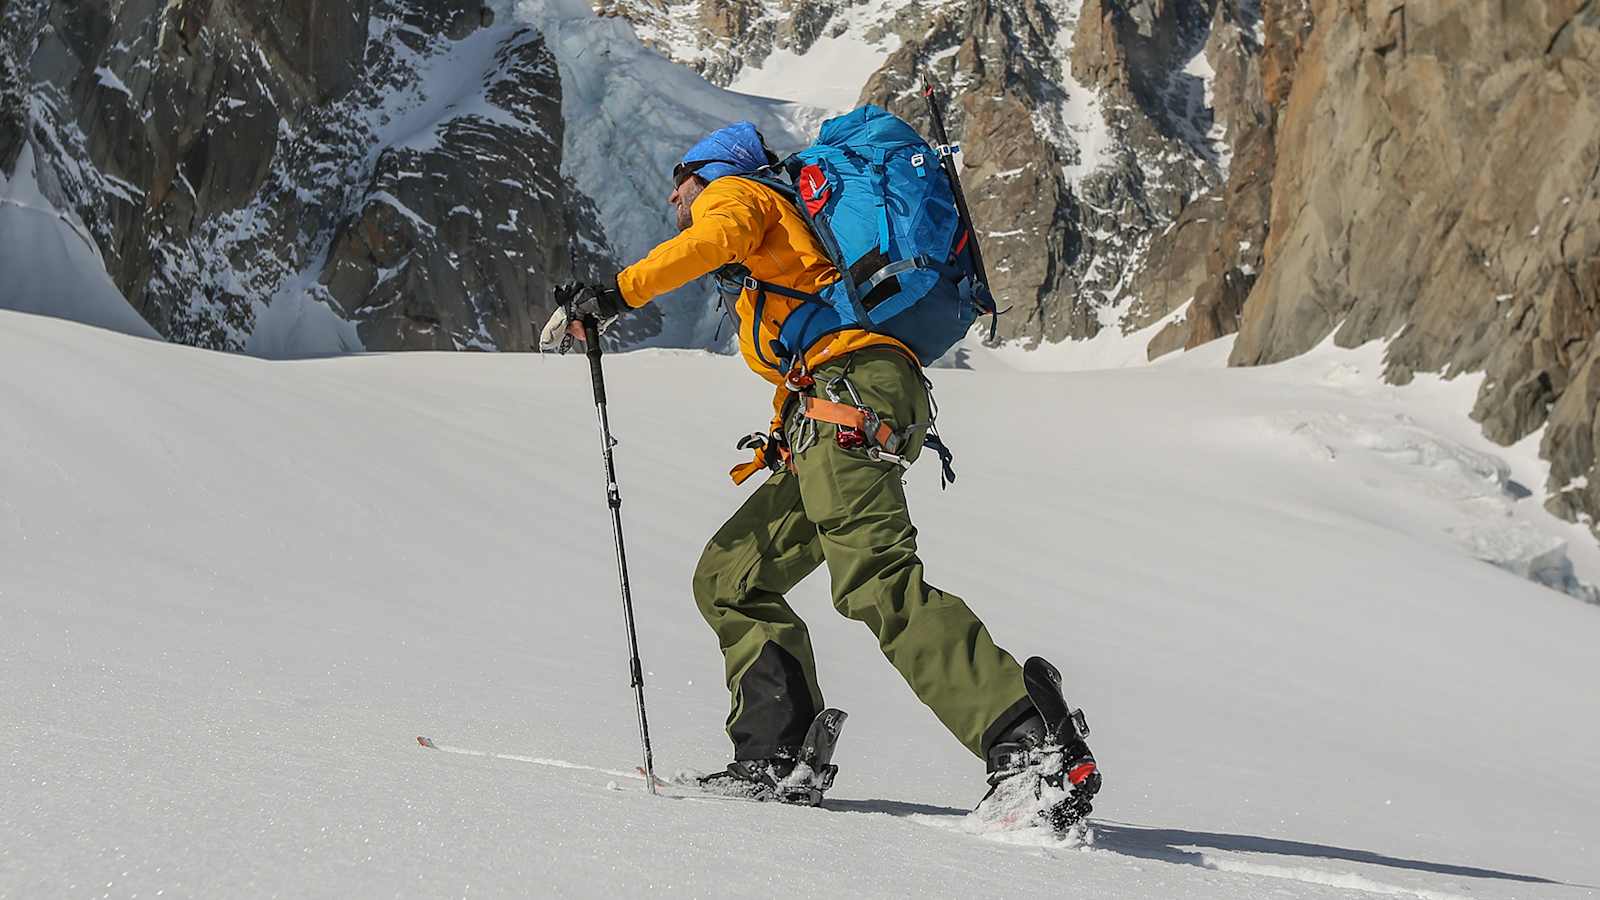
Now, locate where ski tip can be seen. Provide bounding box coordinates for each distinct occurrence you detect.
[417,736,435,749]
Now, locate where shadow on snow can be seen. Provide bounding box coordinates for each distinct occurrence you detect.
[825,799,1589,889]
[1093,822,1587,889]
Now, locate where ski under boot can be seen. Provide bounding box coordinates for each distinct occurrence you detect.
[973,657,1100,835]
[697,708,847,806]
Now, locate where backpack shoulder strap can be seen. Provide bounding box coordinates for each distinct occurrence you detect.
[728,174,871,326]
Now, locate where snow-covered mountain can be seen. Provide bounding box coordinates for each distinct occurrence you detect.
[3,310,1598,897]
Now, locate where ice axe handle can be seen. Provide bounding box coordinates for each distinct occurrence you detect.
[581,314,606,405]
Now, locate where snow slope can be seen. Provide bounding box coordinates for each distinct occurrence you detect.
[3,310,1598,898]
[0,146,159,341]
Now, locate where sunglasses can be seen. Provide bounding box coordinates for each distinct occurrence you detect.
[672,157,741,188]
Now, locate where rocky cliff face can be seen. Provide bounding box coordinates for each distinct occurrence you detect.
[1138,1,1600,534]
[1220,1,1600,531]
[0,0,657,353]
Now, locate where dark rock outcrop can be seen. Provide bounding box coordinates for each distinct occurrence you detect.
[313,20,653,350]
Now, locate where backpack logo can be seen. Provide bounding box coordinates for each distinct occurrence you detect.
[798,165,830,216]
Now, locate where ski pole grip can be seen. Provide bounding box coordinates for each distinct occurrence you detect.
[581,314,606,404]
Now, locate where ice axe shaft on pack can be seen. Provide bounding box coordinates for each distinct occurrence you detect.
[561,291,658,794]
[922,73,994,300]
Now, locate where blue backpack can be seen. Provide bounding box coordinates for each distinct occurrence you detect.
[736,105,997,368]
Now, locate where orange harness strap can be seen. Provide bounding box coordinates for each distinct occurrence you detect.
[799,396,897,448]
[729,391,901,486]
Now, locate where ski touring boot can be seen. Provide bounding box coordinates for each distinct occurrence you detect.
[972,657,1100,837]
[696,708,848,806]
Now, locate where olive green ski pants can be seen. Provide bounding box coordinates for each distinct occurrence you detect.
[692,348,1033,761]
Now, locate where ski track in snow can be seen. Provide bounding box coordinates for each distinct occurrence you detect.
[417,735,642,780]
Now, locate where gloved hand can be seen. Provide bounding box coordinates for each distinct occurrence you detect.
[729,430,789,484]
[539,280,626,351]
[737,430,789,472]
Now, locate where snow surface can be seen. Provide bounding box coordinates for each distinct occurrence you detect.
[3,310,1599,898]
[0,145,159,341]
[724,0,914,113]
[727,29,883,113]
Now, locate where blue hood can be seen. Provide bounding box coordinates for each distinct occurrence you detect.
[678,121,772,183]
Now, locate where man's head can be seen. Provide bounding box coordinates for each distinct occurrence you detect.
[668,173,707,232]
[669,121,778,230]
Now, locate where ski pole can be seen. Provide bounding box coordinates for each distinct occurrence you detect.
[577,310,658,794]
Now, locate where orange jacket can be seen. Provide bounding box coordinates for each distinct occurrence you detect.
[616,177,913,481]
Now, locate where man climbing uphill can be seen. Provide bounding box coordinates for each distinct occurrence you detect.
[539,111,1100,832]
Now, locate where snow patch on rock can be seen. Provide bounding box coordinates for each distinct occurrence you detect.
[1047,0,1116,186]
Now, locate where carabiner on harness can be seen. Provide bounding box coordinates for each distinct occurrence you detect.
[820,374,875,452]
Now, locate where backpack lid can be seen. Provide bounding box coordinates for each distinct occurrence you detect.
[815,105,926,150]
[676,121,775,184]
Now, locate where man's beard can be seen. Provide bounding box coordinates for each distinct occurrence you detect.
[674,204,693,231]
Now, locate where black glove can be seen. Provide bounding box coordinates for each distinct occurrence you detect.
[542,279,626,350]
[561,280,624,320]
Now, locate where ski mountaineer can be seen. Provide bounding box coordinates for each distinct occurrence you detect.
[538,119,1100,829]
